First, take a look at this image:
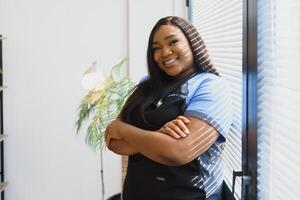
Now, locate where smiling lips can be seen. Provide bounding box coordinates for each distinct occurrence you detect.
[162,58,178,67]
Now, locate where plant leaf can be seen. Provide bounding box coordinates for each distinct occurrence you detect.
[76,58,136,150]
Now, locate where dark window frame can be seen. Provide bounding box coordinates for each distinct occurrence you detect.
[243,0,257,199]
[187,0,258,199]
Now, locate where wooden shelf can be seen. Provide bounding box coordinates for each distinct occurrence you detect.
[0,135,7,142]
[0,182,7,193]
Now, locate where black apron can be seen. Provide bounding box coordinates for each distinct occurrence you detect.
[122,74,206,200]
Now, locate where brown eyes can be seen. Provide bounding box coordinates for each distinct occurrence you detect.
[152,39,179,52]
[153,47,160,52]
[170,39,179,45]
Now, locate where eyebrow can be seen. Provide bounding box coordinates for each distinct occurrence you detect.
[152,35,178,45]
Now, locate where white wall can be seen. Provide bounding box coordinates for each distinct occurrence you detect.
[0,0,187,199]
[128,0,187,81]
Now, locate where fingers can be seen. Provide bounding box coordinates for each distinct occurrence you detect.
[158,116,191,139]
[164,126,181,139]
[177,115,190,124]
[170,121,189,137]
[173,116,190,134]
[175,120,190,134]
[160,122,189,139]
[167,122,188,137]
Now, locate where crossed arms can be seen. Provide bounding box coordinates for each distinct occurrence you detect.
[105,115,219,166]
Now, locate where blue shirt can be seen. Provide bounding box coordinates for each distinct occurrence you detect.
[183,73,233,198]
[123,72,233,200]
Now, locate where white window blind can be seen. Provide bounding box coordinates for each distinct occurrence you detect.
[190,0,243,199]
[257,0,300,199]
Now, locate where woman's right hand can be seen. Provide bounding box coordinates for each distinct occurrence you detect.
[158,115,190,139]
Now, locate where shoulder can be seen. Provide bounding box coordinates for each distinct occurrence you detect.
[184,72,233,142]
[185,73,230,103]
[139,75,149,84]
[189,72,226,88]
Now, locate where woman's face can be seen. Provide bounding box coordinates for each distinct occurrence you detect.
[152,25,194,79]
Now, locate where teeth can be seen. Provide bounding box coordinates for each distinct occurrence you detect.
[164,58,177,65]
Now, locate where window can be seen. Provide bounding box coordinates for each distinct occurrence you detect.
[257,0,300,199]
[190,0,300,199]
[189,0,243,199]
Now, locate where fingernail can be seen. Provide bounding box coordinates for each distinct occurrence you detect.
[185,129,190,134]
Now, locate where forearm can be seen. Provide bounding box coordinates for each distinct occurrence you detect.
[105,117,217,166]
[119,123,183,166]
[108,139,138,156]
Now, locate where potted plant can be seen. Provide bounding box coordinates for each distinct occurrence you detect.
[75,58,135,200]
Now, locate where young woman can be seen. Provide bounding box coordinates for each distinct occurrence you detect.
[105,16,233,200]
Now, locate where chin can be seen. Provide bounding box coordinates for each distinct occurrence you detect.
[165,71,180,77]
[165,69,182,77]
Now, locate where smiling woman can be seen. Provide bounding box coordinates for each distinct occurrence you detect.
[152,25,195,79]
[105,16,233,200]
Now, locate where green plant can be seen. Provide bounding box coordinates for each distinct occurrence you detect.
[76,58,136,150]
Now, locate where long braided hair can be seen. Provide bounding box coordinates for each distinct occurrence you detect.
[120,16,219,125]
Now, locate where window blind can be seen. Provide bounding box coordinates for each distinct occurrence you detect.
[257,0,300,199]
[190,0,243,199]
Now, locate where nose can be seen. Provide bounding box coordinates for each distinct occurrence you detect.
[161,47,173,57]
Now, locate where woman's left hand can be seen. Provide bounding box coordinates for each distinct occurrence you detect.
[105,118,124,146]
[159,115,190,139]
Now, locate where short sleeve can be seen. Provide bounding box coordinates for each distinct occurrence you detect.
[139,75,149,84]
[184,74,233,142]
